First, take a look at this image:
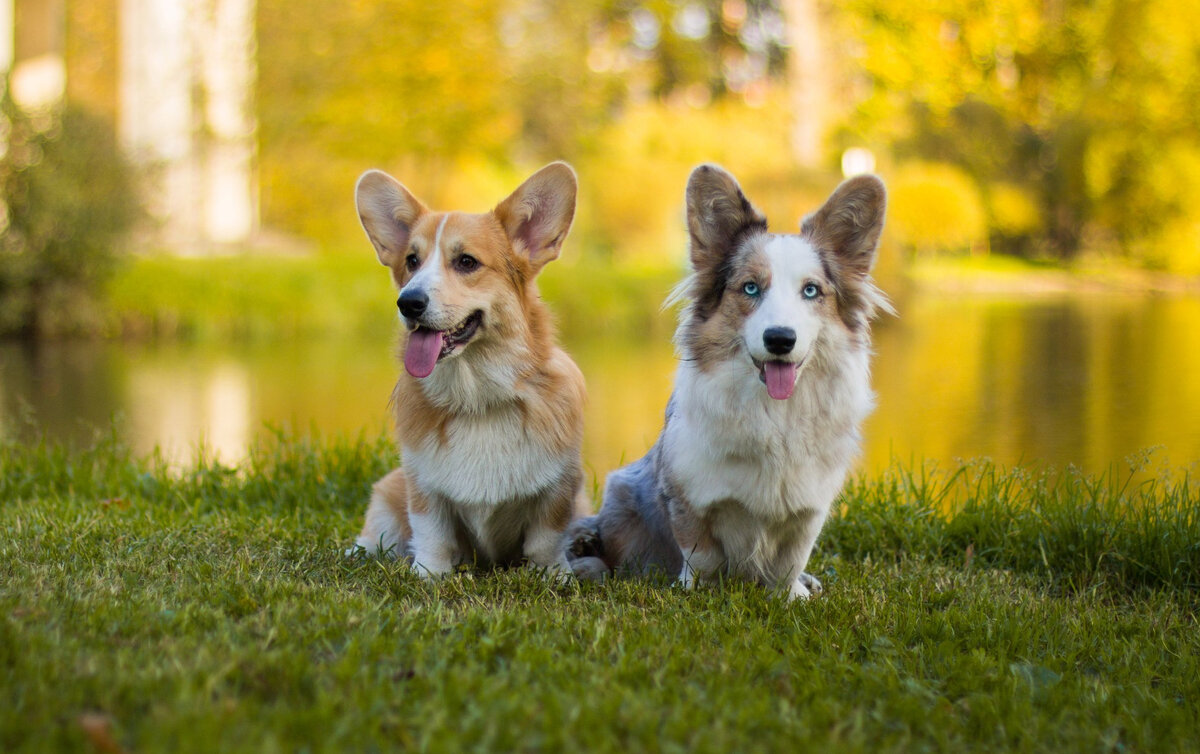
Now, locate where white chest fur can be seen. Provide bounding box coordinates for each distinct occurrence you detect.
[663,350,872,521]
[403,404,571,506]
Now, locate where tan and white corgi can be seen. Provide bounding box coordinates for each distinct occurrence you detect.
[566,164,892,599]
[350,162,588,579]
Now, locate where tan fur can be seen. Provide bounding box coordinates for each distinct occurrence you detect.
[349,163,586,577]
[374,468,411,526]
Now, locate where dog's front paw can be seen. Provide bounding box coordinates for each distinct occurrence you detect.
[788,572,823,601]
[525,557,575,585]
[676,561,697,590]
[410,559,454,580]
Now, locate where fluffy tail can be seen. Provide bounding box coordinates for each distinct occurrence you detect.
[564,515,611,581]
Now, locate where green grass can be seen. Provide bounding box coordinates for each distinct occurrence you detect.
[105,253,399,341]
[2,432,1198,753]
[104,252,683,342]
[908,254,1200,295]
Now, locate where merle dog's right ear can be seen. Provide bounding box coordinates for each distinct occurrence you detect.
[685,164,767,271]
[355,170,428,267]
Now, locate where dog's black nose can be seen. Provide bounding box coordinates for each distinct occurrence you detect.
[397,290,428,319]
[763,327,796,355]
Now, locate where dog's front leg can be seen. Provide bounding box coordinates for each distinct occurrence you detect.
[407,490,459,579]
[668,498,723,589]
[523,522,573,583]
[677,545,724,588]
[778,509,830,600]
[523,484,584,583]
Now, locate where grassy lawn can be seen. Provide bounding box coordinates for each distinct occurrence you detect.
[3,434,1197,752]
[105,252,683,342]
[102,251,1200,345]
[906,254,1200,296]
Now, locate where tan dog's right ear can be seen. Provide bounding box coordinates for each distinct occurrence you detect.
[494,162,578,275]
[355,170,429,267]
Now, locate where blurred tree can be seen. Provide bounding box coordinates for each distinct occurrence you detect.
[257,0,503,241]
[0,99,140,337]
[836,0,1200,262]
[585,0,788,100]
[498,1,626,160]
[255,0,795,246]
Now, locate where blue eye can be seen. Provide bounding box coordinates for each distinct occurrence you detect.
[802,283,820,299]
[742,282,760,297]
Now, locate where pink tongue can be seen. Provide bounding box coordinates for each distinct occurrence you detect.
[404,329,444,378]
[763,361,798,400]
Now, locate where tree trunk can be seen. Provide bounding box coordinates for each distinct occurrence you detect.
[199,0,256,245]
[1,0,13,76]
[782,0,828,169]
[119,0,256,251]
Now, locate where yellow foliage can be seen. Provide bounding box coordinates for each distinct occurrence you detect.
[568,95,909,271]
[433,158,525,214]
[887,162,987,255]
[1146,218,1200,275]
[579,96,815,265]
[987,182,1041,236]
[1131,141,1200,274]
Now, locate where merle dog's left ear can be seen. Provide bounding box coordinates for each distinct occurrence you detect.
[685,164,767,271]
[494,162,578,274]
[802,175,886,275]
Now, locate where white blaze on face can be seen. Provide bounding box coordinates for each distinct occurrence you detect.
[400,214,451,311]
[743,236,826,398]
[400,214,452,379]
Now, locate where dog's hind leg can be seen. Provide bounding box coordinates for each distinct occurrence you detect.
[564,515,609,581]
[565,454,683,580]
[350,468,412,558]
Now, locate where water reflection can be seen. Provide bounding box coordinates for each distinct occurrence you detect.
[0,340,393,463]
[863,294,1200,475]
[1,294,1198,479]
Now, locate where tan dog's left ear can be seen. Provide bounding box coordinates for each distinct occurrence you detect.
[494,162,577,274]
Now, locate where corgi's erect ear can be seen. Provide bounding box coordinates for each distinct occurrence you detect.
[802,174,886,276]
[685,163,767,271]
[494,162,578,274]
[356,170,429,267]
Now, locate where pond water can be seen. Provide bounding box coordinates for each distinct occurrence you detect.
[2,292,1198,482]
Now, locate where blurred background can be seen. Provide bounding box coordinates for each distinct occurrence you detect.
[1,0,1198,480]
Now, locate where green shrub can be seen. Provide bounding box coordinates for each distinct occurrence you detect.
[887,161,988,256]
[986,182,1042,237]
[0,98,140,337]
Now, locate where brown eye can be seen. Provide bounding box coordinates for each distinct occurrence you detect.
[454,254,480,273]
[405,253,420,272]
